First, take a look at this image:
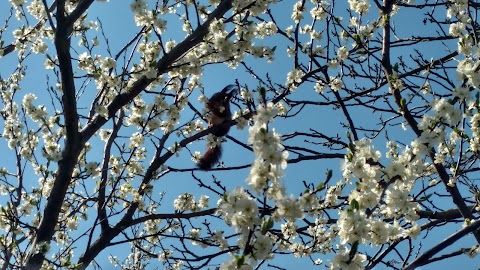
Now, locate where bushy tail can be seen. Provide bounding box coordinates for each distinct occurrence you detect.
[197,145,222,170]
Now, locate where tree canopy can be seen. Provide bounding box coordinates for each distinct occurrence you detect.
[0,0,480,269]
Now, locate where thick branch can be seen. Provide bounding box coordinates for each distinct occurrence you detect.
[24,0,84,268]
[403,219,480,270]
[66,0,95,29]
[75,1,234,268]
[80,0,234,142]
[380,0,480,244]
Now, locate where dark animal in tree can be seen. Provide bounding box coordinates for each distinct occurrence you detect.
[197,85,237,170]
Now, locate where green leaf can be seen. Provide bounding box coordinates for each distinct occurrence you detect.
[261,217,274,235]
[258,86,266,102]
[417,194,432,202]
[315,182,325,191]
[352,34,361,43]
[348,142,356,154]
[235,255,245,267]
[350,199,359,210]
[393,63,399,73]
[325,169,332,182]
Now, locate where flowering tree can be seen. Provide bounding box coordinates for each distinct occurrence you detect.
[1,0,480,269]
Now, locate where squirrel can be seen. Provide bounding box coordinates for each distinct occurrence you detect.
[197,85,237,170]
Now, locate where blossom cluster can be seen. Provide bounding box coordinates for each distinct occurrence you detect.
[336,138,423,267]
[246,103,288,195]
